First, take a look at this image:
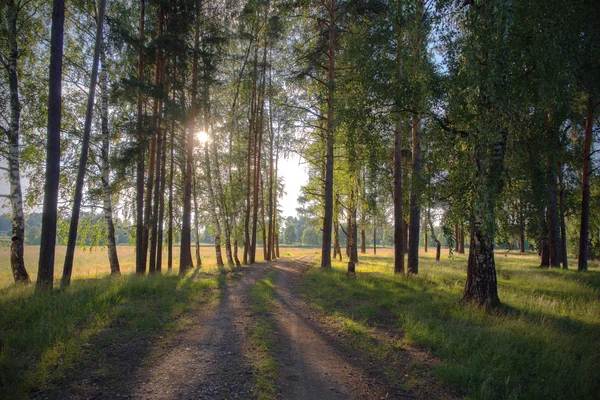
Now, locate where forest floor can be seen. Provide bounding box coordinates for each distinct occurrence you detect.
[2,248,599,399]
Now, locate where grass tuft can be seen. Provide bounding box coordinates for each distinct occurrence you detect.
[302,249,600,399]
[248,270,279,400]
[0,268,221,399]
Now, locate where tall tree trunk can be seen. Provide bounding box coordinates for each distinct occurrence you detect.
[408,116,421,275]
[228,128,241,267]
[578,96,594,272]
[204,142,224,266]
[144,128,157,272]
[458,224,465,254]
[352,209,358,265]
[37,0,65,291]
[232,215,241,266]
[373,226,377,255]
[180,0,201,275]
[393,118,404,273]
[61,0,106,288]
[157,126,167,272]
[135,0,146,275]
[167,85,175,271]
[147,8,164,274]
[423,218,428,253]
[100,46,120,275]
[192,169,202,268]
[540,238,549,267]
[211,128,234,265]
[463,217,500,307]
[559,162,568,269]
[321,0,335,269]
[519,206,525,253]
[143,109,158,272]
[333,218,342,261]
[394,29,405,275]
[546,119,561,268]
[6,0,29,283]
[250,40,267,265]
[226,33,252,267]
[428,215,441,261]
[347,189,357,276]
[346,213,351,257]
[461,133,506,308]
[244,42,259,265]
[274,141,280,259]
[266,51,275,261]
[360,229,366,254]
[454,223,459,253]
[261,173,267,261]
[156,54,169,273]
[404,221,409,254]
[243,117,254,264]
[149,104,163,274]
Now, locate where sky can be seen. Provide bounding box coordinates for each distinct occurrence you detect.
[277,153,309,219]
[0,155,309,218]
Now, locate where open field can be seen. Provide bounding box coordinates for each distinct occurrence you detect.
[303,248,600,399]
[0,245,320,290]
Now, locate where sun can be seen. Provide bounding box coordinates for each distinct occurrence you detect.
[196,130,209,143]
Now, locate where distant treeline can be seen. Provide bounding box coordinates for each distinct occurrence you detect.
[0,213,218,247]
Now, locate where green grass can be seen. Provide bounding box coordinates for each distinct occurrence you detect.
[302,249,600,399]
[0,268,223,400]
[248,270,279,400]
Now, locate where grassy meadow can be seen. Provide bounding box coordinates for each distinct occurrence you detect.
[303,248,600,399]
[0,244,317,399]
[1,245,599,399]
[0,244,319,290]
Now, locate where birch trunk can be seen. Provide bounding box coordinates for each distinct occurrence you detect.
[393,115,404,275]
[244,42,259,265]
[135,0,146,274]
[211,132,234,265]
[61,0,106,288]
[157,125,167,272]
[393,17,404,275]
[149,105,163,274]
[429,218,441,261]
[559,162,568,269]
[168,78,175,271]
[333,218,342,261]
[250,40,267,264]
[37,0,65,291]
[228,132,241,267]
[192,169,202,268]
[461,133,506,308]
[180,0,201,274]
[100,46,120,275]
[6,0,30,283]
[147,7,163,274]
[204,143,224,266]
[321,0,335,269]
[261,172,267,261]
[274,141,280,259]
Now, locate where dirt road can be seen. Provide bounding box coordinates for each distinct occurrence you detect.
[50,257,454,400]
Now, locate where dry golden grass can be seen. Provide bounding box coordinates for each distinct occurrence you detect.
[0,245,323,289]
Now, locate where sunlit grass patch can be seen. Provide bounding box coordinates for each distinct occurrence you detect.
[0,245,263,290]
[248,270,278,400]
[0,267,221,399]
[303,248,600,399]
